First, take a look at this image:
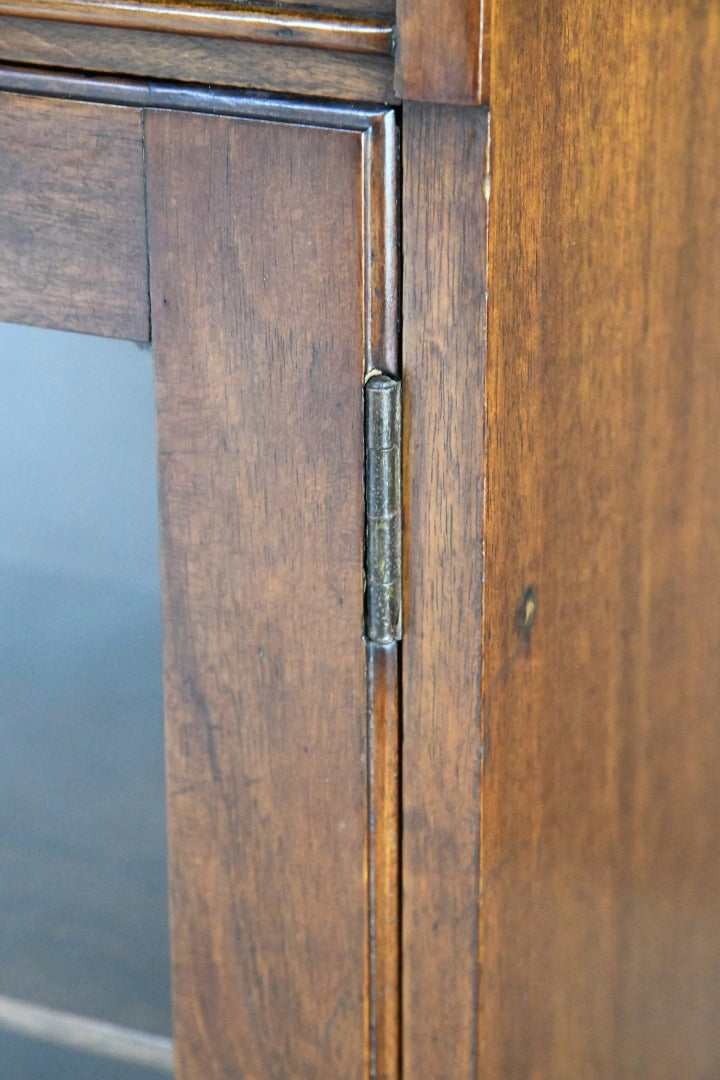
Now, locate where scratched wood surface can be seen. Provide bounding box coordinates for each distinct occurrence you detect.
[146,108,371,1079]
[401,104,488,1080]
[0,92,148,339]
[483,3,720,1076]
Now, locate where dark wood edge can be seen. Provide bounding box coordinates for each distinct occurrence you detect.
[366,640,401,1080]
[0,61,388,126]
[0,0,395,56]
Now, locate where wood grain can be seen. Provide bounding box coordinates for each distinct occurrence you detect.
[0,1,394,56]
[483,3,720,1076]
[146,104,394,1079]
[366,643,399,1080]
[0,91,147,339]
[0,58,400,361]
[395,0,489,104]
[0,16,395,102]
[401,104,488,1079]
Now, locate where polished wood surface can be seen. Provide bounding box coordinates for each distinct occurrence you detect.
[0,0,502,105]
[396,0,489,103]
[0,92,147,339]
[0,17,395,101]
[0,1,394,55]
[362,110,398,379]
[0,63,386,125]
[483,3,720,1075]
[3,0,720,1073]
[146,103,395,1079]
[401,103,488,1080]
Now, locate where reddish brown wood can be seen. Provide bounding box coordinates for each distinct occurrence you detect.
[483,3,720,1076]
[395,0,489,104]
[146,102,397,1079]
[401,103,488,1079]
[0,16,395,102]
[367,642,400,1080]
[0,91,148,339]
[0,1,394,55]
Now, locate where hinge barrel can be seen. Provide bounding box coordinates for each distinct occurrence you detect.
[365,374,402,643]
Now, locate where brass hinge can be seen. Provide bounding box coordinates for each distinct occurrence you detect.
[364,373,402,644]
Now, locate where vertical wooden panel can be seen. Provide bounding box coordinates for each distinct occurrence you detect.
[484,3,720,1076]
[402,105,489,1079]
[395,0,489,104]
[0,92,148,339]
[146,109,370,1080]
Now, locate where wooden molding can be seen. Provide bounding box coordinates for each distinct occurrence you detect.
[366,643,400,1080]
[0,0,394,55]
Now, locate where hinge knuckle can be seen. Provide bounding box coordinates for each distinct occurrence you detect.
[365,374,402,643]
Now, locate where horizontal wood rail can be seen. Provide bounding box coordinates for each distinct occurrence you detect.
[0,0,395,55]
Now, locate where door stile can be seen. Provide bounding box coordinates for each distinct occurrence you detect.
[145,93,400,1079]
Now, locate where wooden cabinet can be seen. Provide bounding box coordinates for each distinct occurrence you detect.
[1,2,720,1077]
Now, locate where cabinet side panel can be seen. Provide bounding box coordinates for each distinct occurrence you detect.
[484,4,720,1076]
[146,110,368,1080]
[0,92,148,339]
[402,104,488,1080]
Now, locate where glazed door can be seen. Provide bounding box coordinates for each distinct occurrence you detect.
[0,82,399,1080]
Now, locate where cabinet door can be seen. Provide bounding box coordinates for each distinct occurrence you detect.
[0,81,398,1080]
[145,102,397,1080]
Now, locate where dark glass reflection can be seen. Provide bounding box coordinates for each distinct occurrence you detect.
[0,324,171,1075]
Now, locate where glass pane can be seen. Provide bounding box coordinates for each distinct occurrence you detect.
[0,323,171,1075]
[0,1030,168,1080]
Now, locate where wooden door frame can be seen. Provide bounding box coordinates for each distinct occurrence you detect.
[0,65,405,1079]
